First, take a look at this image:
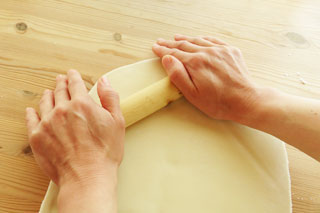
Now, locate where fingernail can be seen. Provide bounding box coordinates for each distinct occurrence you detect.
[101,76,110,86]
[68,69,77,74]
[152,43,160,48]
[157,38,166,44]
[56,74,62,80]
[162,55,173,69]
[175,34,182,38]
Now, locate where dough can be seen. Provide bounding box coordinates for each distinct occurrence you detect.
[40,58,292,213]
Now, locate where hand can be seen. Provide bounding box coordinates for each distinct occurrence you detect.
[152,35,260,122]
[25,70,125,187]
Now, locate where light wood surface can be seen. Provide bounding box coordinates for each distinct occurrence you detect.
[0,0,320,212]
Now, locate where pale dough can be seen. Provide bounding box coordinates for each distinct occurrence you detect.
[39,58,292,213]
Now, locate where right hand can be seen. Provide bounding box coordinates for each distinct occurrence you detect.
[152,34,261,122]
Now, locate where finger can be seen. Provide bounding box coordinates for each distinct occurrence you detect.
[34,155,59,184]
[202,36,228,45]
[152,43,190,63]
[67,69,88,99]
[39,89,54,119]
[97,76,121,116]
[54,74,70,105]
[25,107,40,138]
[162,55,196,96]
[156,38,200,53]
[174,34,213,47]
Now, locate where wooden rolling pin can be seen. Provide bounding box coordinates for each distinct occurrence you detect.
[120,77,182,127]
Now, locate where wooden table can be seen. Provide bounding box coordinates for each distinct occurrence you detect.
[0,0,320,212]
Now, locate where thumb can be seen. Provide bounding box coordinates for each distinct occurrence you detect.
[25,107,40,139]
[97,76,121,115]
[162,55,195,94]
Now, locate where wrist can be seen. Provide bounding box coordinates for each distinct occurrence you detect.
[58,159,119,187]
[235,86,282,128]
[57,162,118,212]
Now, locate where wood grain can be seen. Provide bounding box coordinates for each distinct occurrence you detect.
[0,0,320,212]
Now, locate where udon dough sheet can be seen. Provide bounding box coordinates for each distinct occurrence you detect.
[40,58,292,213]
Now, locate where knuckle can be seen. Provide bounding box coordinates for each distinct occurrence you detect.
[68,78,77,85]
[71,97,93,111]
[54,87,65,94]
[221,45,230,53]
[29,138,40,151]
[169,69,182,81]
[29,129,40,141]
[104,89,120,102]
[72,97,87,107]
[232,46,241,55]
[69,79,84,89]
[39,96,46,105]
[29,131,47,153]
[178,41,188,48]
[205,47,217,56]
[53,105,68,117]
[170,48,180,56]
[109,90,120,100]
[117,115,126,129]
[189,53,205,65]
[170,48,177,54]
[194,37,203,43]
[40,117,51,130]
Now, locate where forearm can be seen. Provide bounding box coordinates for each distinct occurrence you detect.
[239,87,320,161]
[57,165,118,213]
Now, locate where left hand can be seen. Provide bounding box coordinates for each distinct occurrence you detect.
[25,70,125,187]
